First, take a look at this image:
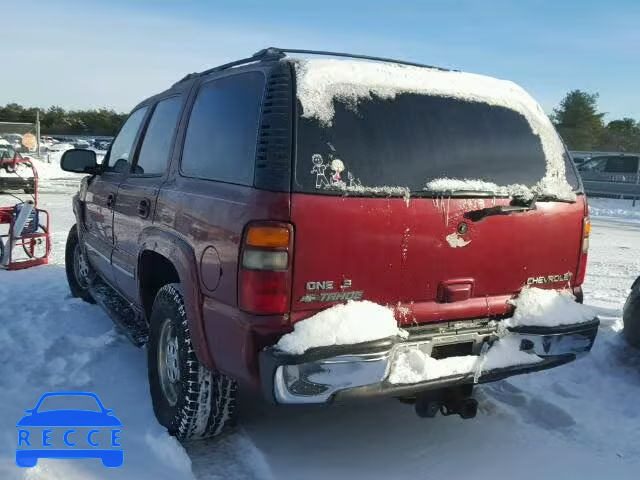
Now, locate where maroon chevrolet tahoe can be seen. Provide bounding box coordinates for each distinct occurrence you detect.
[61,48,598,440]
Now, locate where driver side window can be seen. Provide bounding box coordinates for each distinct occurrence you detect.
[104,107,148,173]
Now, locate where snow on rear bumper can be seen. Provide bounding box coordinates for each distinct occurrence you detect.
[259,318,599,404]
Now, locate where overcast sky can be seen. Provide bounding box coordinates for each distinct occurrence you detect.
[3,0,639,121]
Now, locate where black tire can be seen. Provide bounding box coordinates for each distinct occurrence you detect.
[623,278,640,348]
[148,283,237,440]
[65,224,95,303]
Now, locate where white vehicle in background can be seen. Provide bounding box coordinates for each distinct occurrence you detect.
[48,142,74,152]
[73,139,91,149]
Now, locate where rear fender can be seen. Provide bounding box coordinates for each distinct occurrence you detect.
[138,227,214,370]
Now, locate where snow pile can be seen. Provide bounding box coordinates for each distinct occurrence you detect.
[293,58,574,201]
[426,178,535,200]
[389,350,479,384]
[388,336,542,385]
[0,267,197,480]
[276,300,407,355]
[506,287,597,328]
[588,198,640,222]
[330,184,411,203]
[479,336,542,370]
[144,431,193,473]
[388,287,596,385]
[426,177,574,202]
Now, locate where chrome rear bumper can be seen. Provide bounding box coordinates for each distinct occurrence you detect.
[260,318,599,404]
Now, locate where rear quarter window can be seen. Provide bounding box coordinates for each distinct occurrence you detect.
[180,72,265,185]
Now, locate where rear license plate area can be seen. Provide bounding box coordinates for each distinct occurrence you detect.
[431,341,474,359]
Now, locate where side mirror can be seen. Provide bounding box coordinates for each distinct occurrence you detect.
[60,149,99,174]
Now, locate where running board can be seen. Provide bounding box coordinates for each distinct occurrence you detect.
[90,277,148,347]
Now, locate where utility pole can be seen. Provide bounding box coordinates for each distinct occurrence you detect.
[36,109,41,158]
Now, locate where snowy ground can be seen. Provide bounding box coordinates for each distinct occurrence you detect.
[0,187,639,479]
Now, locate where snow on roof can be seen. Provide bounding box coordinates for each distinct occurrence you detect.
[292,58,575,200]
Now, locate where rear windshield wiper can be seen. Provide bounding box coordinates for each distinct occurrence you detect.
[464,194,539,222]
[416,189,510,198]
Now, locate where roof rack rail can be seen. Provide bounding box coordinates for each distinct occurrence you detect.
[172,48,285,86]
[264,47,451,71]
[173,47,449,86]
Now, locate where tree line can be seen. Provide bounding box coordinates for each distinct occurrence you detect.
[553,90,639,152]
[1,92,638,151]
[0,103,128,136]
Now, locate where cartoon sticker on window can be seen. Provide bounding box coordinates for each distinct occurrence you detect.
[311,154,329,188]
[330,159,345,186]
[347,171,361,188]
[311,153,361,190]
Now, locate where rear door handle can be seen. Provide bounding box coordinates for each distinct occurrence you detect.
[137,199,150,218]
[106,193,116,209]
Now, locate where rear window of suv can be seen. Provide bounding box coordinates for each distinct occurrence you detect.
[294,93,579,195]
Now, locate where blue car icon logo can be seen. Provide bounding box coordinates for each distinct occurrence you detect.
[16,391,123,468]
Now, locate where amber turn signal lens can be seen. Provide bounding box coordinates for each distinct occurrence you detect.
[583,217,591,237]
[246,226,290,248]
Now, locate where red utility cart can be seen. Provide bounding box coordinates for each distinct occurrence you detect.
[0,156,51,270]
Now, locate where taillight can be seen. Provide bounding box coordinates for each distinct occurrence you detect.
[239,222,293,314]
[576,216,590,285]
[582,217,591,253]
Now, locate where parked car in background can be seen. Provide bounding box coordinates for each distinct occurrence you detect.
[578,154,640,179]
[623,277,640,347]
[60,47,598,441]
[0,147,35,194]
[96,140,112,150]
[73,139,91,149]
[48,142,74,152]
[577,153,640,200]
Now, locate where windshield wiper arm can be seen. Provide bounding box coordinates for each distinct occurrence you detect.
[464,194,538,222]
[417,189,510,198]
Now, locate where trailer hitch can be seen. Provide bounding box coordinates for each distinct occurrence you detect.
[414,386,478,420]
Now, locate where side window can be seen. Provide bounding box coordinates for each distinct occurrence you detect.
[181,72,265,184]
[605,157,637,173]
[605,156,638,174]
[134,96,183,175]
[105,107,148,173]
